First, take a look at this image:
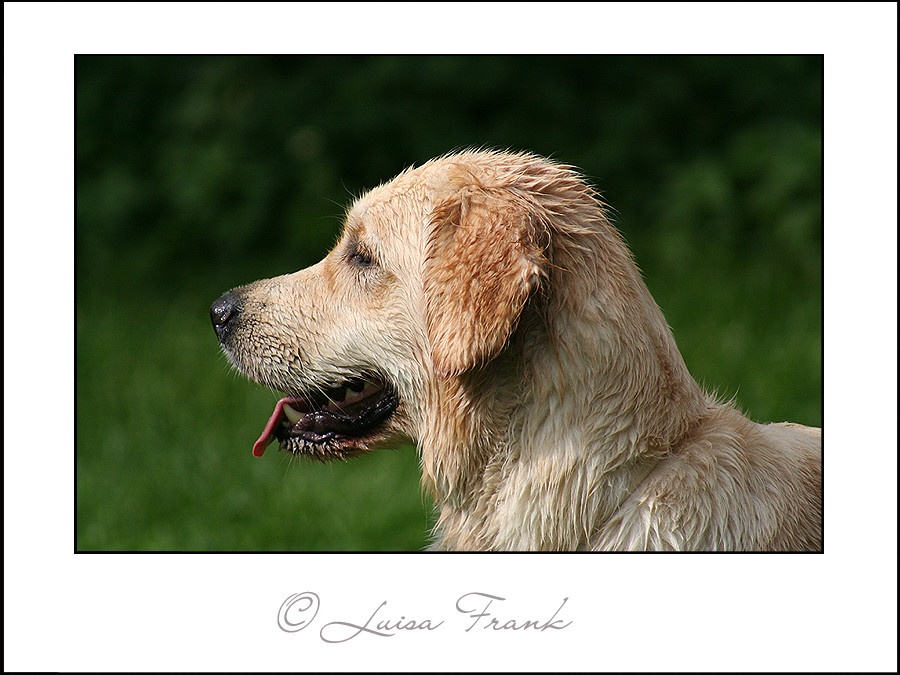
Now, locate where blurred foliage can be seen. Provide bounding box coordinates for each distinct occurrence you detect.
[76,55,822,550]
[76,55,821,293]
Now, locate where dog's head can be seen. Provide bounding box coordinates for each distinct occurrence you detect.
[211,150,608,461]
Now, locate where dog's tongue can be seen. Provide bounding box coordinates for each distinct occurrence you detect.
[253,397,295,457]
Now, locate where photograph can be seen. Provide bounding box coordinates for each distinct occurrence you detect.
[76,54,824,552]
[6,2,897,672]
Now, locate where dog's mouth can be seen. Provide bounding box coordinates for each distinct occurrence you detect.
[252,377,400,460]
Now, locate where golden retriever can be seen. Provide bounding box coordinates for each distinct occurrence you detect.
[210,149,822,551]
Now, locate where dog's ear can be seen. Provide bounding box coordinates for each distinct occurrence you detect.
[425,186,545,378]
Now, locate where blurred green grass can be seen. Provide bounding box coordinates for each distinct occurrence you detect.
[76,293,433,550]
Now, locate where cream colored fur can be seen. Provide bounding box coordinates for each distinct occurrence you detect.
[221,150,822,551]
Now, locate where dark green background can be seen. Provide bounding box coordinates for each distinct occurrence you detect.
[76,55,822,551]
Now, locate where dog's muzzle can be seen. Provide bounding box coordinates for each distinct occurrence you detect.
[209,290,400,459]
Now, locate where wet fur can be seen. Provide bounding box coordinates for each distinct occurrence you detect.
[218,150,822,551]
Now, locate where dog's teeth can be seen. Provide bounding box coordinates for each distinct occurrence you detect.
[343,387,354,402]
[283,403,304,424]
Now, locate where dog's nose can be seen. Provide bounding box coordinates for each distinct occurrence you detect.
[210,291,239,341]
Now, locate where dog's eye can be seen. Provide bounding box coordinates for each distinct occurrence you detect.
[348,245,375,269]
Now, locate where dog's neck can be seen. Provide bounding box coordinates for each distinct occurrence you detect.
[422,224,708,550]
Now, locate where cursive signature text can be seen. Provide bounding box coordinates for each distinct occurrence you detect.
[277,591,573,642]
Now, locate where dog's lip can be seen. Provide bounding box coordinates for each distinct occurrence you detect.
[252,380,394,457]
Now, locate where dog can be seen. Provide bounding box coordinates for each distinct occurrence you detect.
[210,149,822,551]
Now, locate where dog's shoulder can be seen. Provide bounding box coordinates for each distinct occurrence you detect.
[591,406,822,551]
